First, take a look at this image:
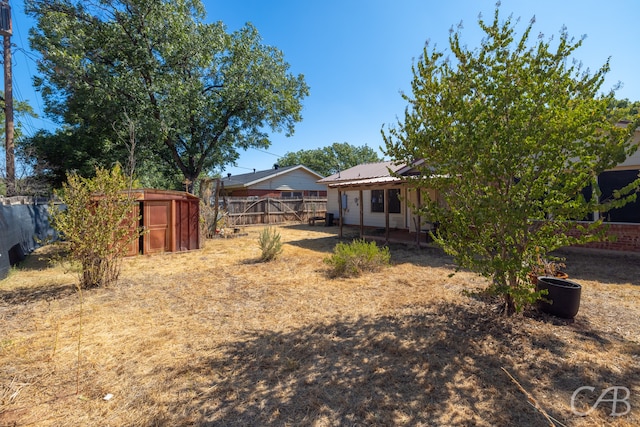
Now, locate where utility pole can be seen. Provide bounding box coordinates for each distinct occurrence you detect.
[0,1,13,196]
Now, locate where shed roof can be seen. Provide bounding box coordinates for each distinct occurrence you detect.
[127,189,199,201]
[220,165,324,189]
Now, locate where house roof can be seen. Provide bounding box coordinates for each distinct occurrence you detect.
[220,165,324,189]
[318,161,405,182]
[317,161,407,188]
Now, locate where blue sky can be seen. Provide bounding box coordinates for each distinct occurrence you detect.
[5,0,640,178]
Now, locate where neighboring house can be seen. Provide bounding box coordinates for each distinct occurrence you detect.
[319,127,640,251]
[217,165,327,198]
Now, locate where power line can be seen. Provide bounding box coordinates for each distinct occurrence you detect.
[223,146,288,172]
[229,165,257,171]
[9,7,56,137]
[250,147,282,158]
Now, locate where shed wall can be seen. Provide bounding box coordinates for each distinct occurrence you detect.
[128,190,200,256]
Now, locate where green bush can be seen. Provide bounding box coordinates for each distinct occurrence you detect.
[324,239,391,278]
[49,165,142,288]
[258,227,283,261]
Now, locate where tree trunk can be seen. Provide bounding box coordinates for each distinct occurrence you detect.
[504,294,516,316]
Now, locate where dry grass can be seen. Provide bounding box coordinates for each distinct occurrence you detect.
[1,224,639,426]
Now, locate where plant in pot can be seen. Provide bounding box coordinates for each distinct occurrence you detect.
[536,276,582,319]
[528,255,568,285]
[527,252,580,319]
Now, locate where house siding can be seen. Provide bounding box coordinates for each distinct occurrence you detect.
[615,130,640,170]
[327,187,406,229]
[251,169,326,192]
[322,142,640,252]
[225,189,327,198]
[406,187,439,232]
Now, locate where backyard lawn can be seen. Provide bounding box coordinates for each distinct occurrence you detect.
[1,224,639,426]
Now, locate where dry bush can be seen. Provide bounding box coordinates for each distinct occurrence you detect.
[324,238,391,277]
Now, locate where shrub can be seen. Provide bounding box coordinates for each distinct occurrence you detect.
[324,239,391,278]
[49,165,142,288]
[258,227,283,261]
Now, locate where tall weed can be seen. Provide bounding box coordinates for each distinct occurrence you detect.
[258,227,283,261]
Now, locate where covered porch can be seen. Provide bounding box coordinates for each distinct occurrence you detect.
[329,181,438,247]
[318,160,440,247]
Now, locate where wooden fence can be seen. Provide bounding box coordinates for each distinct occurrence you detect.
[219,197,327,226]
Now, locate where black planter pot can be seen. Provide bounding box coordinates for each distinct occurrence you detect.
[536,276,582,319]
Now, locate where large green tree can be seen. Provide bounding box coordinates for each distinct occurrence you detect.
[24,0,309,191]
[19,125,182,189]
[383,8,640,314]
[278,142,382,177]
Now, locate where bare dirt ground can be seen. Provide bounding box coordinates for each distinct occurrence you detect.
[1,224,639,426]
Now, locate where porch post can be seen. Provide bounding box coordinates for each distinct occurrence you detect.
[359,189,364,238]
[385,188,390,243]
[416,187,421,245]
[338,188,343,238]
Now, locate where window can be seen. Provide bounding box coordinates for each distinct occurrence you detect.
[580,184,595,221]
[371,189,402,213]
[599,170,640,223]
[281,191,302,199]
[388,189,401,213]
[371,190,384,212]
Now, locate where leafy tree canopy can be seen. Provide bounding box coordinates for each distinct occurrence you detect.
[278,142,382,177]
[608,98,640,122]
[23,0,309,191]
[19,126,182,190]
[383,6,640,314]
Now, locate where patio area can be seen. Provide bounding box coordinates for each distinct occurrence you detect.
[336,225,438,248]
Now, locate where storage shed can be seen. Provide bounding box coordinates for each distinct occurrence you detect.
[127,189,200,256]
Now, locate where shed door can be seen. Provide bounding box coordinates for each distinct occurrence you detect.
[144,201,171,254]
[176,200,199,251]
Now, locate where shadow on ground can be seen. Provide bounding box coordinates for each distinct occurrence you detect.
[0,282,76,305]
[558,249,640,286]
[284,224,457,270]
[158,301,638,426]
[7,243,67,272]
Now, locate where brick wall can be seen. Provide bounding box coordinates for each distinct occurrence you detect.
[570,222,640,253]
